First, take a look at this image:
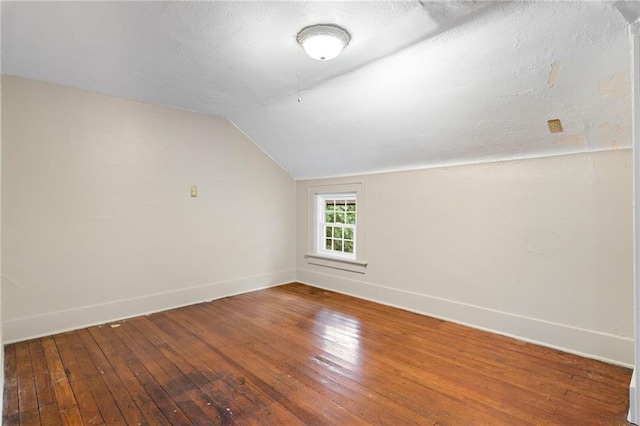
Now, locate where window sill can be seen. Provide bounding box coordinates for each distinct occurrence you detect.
[304,253,368,274]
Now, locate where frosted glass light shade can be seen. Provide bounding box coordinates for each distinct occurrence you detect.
[297,25,350,61]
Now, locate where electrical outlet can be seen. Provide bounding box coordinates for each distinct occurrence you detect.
[190,185,197,197]
[547,119,563,133]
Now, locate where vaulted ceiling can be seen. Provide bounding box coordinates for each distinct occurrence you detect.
[2,1,639,179]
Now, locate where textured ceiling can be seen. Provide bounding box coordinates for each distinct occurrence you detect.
[2,1,639,179]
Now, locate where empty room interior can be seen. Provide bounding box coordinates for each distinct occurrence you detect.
[2,1,640,424]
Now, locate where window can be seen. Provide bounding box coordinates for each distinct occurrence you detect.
[318,194,357,258]
[306,183,367,273]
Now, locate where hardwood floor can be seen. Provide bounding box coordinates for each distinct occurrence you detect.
[3,283,632,425]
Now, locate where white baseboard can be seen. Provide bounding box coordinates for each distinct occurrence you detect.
[297,268,634,367]
[3,269,296,344]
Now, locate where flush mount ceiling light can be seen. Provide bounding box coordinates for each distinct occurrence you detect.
[297,24,350,61]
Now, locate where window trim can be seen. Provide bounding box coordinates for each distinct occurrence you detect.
[306,183,367,274]
[316,193,357,259]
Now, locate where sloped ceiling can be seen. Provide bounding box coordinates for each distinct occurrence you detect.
[2,1,639,179]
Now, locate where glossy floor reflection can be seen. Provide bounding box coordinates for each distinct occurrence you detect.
[314,308,362,369]
[3,283,633,425]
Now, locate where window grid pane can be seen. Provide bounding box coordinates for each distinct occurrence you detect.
[321,197,356,256]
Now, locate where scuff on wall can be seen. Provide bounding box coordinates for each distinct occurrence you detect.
[547,61,563,87]
[525,228,561,257]
[555,134,587,148]
[598,72,631,99]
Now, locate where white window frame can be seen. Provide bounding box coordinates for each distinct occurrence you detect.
[306,183,367,273]
[316,193,357,259]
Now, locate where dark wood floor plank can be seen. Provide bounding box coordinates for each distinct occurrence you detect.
[15,341,41,425]
[148,310,324,425]
[4,283,633,425]
[127,317,269,425]
[170,309,370,426]
[171,286,632,422]
[28,340,62,426]
[51,333,107,425]
[106,322,197,425]
[229,284,628,422]
[73,328,147,425]
[201,293,534,425]
[114,321,220,425]
[3,344,20,425]
[54,332,117,425]
[214,292,536,423]
[87,324,172,425]
[40,337,84,425]
[247,339,437,426]
[138,314,304,426]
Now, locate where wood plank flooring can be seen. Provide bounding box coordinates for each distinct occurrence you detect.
[3,283,632,425]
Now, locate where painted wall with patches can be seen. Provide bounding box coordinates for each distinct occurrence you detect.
[297,150,634,366]
[544,64,631,152]
[1,76,297,342]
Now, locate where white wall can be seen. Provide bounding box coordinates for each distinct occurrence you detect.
[630,19,640,425]
[1,76,296,342]
[0,62,4,409]
[297,150,634,366]
[2,75,633,370]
